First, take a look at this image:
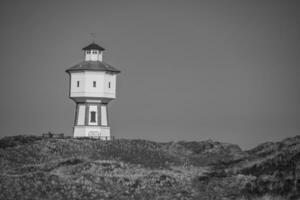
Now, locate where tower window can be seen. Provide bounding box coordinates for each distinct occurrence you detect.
[93,81,96,87]
[86,50,91,54]
[108,82,111,88]
[92,51,98,54]
[77,81,80,87]
[90,111,96,123]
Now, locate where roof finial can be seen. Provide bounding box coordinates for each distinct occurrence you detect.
[90,32,96,43]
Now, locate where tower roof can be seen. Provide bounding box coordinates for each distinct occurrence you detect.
[66,61,121,74]
[82,43,105,51]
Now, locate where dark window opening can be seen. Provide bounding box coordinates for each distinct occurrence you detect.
[93,51,97,54]
[90,111,96,123]
[86,50,91,54]
[108,82,111,88]
[93,81,96,87]
[77,81,80,87]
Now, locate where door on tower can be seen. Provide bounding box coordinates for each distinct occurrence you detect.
[88,105,98,126]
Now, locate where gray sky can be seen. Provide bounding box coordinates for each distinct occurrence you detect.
[0,0,299,149]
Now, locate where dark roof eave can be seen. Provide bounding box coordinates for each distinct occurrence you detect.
[65,68,121,74]
[65,60,121,74]
[82,43,105,51]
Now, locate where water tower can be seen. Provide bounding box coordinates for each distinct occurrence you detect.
[66,43,121,139]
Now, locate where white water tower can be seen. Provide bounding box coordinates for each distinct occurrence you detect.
[66,43,121,139]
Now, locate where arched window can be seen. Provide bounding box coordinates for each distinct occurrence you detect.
[86,50,91,54]
[90,111,96,123]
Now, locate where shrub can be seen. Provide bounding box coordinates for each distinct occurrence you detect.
[0,135,42,149]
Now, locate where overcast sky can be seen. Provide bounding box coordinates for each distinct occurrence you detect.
[0,0,299,149]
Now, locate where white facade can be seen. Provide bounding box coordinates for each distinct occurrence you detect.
[84,50,103,61]
[74,126,111,139]
[77,105,85,125]
[70,71,117,99]
[100,105,108,126]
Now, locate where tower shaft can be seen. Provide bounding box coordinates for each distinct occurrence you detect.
[73,102,111,139]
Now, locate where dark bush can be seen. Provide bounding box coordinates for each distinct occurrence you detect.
[0,135,42,149]
[59,158,84,166]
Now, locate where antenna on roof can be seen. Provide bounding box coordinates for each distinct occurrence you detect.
[90,32,96,43]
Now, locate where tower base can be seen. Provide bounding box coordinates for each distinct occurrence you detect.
[73,126,111,140]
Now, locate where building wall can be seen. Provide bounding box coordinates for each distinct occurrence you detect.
[73,126,111,139]
[84,50,103,61]
[71,73,86,95]
[101,105,108,126]
[104,73,116,97]
[70,71,116,99]
[77,104,86,125]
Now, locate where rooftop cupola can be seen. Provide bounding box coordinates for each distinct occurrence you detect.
[82,43,105,61]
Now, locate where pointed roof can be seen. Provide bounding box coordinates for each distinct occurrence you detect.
[82,43,105,51]
[66,61,121,74]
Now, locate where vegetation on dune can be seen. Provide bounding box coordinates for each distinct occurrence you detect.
[0,135,42,149]
[0,135,299,199]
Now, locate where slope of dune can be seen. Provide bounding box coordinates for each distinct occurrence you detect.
[0,135,299,199]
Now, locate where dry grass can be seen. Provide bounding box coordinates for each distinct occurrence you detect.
[238,194,287,200]
[1,136,299,199]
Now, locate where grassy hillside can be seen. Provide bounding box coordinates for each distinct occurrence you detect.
[0,135,299,199]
